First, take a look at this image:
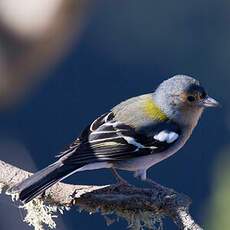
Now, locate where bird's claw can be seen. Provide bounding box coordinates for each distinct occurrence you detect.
[116,179,130,187]
[142,178,164,189]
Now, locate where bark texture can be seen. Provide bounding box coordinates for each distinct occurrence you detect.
[0,160,203,230]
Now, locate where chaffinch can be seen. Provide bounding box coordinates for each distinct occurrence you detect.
[9,75,219,203]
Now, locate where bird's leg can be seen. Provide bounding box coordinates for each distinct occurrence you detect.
[111,168,129,185]
[134,169,164,189]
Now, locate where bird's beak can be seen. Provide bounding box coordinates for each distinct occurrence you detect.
[201,96,220,108]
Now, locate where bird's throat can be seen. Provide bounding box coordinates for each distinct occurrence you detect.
[144,98,168,121]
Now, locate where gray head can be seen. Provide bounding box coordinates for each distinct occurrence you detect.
[154,75,219,127]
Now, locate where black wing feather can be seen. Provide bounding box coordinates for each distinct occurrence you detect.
[60,112,181,165]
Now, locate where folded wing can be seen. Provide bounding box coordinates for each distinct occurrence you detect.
[60,112,181,165]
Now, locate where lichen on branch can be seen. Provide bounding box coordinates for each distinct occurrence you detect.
[0,160,203,230]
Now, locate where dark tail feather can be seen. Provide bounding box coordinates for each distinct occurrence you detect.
[8,161,81,203]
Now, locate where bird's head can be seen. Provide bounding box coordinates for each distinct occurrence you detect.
[154,75,219,127]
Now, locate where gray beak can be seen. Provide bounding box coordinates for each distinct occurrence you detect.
[202,96,220,108]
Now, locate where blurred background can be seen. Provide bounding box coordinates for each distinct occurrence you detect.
[0,0,229,229]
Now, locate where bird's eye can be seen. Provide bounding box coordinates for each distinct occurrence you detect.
[187,95,196,102]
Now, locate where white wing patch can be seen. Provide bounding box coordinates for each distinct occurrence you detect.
[122,136,145,148]
[154,131,179,144]
[167,132,179,143]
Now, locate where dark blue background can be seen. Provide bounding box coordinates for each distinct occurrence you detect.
[1,1,229,229]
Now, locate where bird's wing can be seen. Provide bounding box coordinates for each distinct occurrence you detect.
[60,112,181,165]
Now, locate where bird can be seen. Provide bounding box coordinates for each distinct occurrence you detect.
[8,75,219,203]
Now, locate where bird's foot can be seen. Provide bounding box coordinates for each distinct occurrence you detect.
[116,178,130,187]
[142,178,165,190]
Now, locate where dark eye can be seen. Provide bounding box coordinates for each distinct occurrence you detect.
[187,95,196,102]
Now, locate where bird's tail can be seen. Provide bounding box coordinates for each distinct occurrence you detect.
[8,161,81,203]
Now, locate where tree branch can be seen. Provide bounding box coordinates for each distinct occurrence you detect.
[0,160,203,230]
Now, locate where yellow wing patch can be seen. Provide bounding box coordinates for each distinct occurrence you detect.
[144,98,168,121]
